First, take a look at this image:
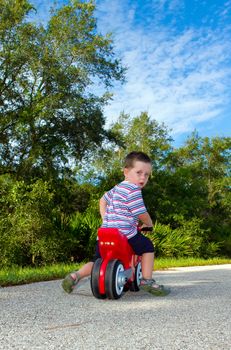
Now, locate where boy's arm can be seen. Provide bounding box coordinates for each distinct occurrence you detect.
[138,212,153,228]
[99,196,107,219]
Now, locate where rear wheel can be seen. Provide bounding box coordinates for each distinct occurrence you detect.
[130,261,142,292]
[91,258,106,299]
[105,260,125,299]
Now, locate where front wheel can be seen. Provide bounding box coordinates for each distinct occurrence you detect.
[105,259,125,299]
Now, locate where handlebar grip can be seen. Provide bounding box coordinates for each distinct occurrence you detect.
[138,227,153,232]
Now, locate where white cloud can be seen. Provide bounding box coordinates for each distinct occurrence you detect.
[29,0,231,138]
[96,0,231,135]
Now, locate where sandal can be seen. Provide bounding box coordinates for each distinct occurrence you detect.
[62,272,80,294]
[140,278,170,296]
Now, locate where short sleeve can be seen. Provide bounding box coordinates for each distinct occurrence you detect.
[103,188,114,204]
[127,187,147,216]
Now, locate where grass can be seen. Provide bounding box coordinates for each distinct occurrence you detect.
[0,263,82,287]
[0,257,230,287]
[154,257,231,270]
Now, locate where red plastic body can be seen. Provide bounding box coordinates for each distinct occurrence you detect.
[97,227,140,295]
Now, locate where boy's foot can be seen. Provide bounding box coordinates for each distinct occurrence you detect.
[140,278,170,296]
[62,272,80,293]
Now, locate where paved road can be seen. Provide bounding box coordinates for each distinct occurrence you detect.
[0,264,231,350]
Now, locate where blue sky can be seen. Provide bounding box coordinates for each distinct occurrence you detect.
[29,0,231,146]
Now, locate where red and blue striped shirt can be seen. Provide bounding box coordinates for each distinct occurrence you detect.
[101,181,147,238]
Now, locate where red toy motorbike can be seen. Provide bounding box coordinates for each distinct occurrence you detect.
[90,227,152,300]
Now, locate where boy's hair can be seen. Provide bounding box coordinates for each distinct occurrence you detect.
[124,151,151,169]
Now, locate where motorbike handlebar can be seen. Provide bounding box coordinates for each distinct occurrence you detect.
[138,226,153,232]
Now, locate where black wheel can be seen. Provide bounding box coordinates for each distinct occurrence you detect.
[105,259,125,299]
[91,258,106,299]
[130,261,142,292]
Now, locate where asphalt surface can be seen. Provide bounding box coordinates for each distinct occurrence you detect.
[0,264,231,350]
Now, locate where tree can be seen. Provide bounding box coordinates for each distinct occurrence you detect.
[88,112,172,183]
[0,0,125,180]
[174,132,231,220]
[154,132,231,255]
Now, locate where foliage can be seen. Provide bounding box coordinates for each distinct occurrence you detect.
[0,0,125,179]
[1,122,230,267]
[0,177,59,266]
[52,178,95,215]
[0,174,102,266]
[154,133,231,251]
[67,206,101,261]
[87,112,173,191]
[0,2,230,267]
[148,218,220,258]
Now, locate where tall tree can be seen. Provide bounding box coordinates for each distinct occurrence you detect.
[81,112,173,218]
[179,133,231,235]
[90,112,172,179]
[154,131,231,254]
[0,0,125,179]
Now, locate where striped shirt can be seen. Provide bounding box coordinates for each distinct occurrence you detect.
[101,181,147,238]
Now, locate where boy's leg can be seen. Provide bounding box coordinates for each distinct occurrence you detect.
[78,262,94,278]
[128,234,155,280]
[141,252,154,280]
[140,252,170,296]
[128,234,170,296]
[62,262,94,294]
[62,242,100,294]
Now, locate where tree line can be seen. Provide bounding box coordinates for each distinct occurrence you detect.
[0,0,230,267]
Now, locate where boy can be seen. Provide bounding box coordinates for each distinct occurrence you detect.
[62,151,169,296]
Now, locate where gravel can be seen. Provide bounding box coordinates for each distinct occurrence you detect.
[0,264,230,350]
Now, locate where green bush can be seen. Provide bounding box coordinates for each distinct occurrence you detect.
[0,175,102,267]
[0,168,225,268]
[149,218,220,258]
[66,206,101,262]
[0,178,58,266]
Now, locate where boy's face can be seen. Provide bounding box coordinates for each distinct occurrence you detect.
[124,161,152,188]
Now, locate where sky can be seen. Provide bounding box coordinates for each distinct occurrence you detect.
[29,0,231,146]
